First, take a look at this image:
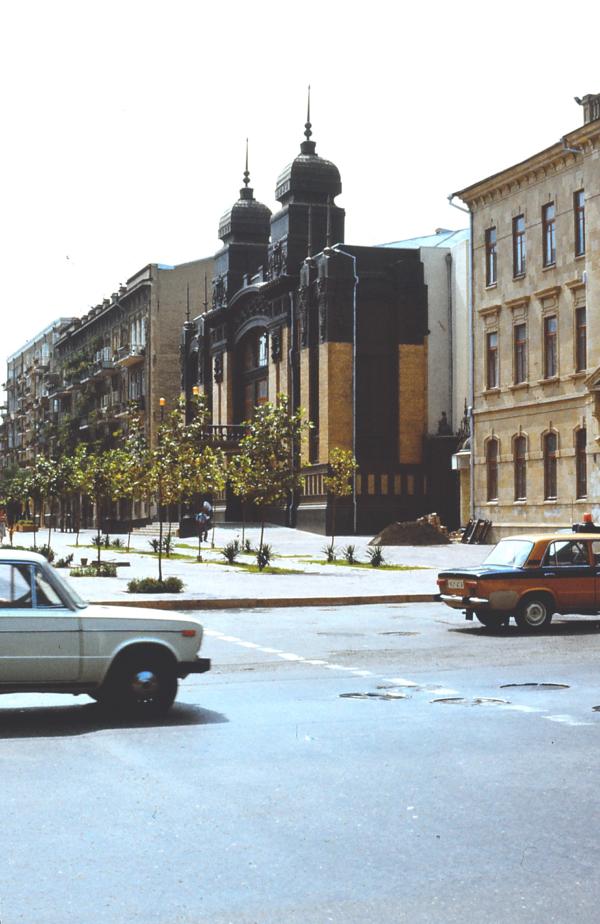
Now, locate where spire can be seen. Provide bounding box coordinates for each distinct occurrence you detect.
[300,85,316,155]
[307,203,313,258]
[240,138,253,199]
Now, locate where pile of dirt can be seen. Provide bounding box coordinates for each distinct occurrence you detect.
[370,513,450,546]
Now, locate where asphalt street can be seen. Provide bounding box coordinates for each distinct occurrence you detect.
[1,602,600,924]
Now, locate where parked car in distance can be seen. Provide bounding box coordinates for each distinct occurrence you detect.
[437,532,600,630]
[0,550,210,714]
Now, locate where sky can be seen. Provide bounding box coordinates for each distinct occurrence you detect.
[1,0,599,385]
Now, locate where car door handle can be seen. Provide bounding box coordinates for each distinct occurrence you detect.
[543,572,557,576]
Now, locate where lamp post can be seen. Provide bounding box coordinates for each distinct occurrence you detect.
[158,397,165,583]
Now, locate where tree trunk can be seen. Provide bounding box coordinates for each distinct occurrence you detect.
[331,495,337,549]
[127,497,133,553]
[96,496,102,563]
[158,491,163,583]
[32,497,37,550]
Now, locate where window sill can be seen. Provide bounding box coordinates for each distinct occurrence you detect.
[512,273,526,281]
[485,283,498,291]
[510,382,529,391]
[569,371,587,379]
[485,500,498,505]
[543,499,558,504]
[514,499,527,504]
[575,252,586,261]
[538,377,560,385]
[484,387,501,395]
[542,263,556,271]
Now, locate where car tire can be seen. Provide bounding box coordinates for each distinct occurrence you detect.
[475,611,508,629]
[515,595,553,631]
[99,651,178,716]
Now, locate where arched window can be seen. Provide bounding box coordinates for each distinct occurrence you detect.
[544,432,558,500]
[237,327,269,422]
[576,428,587,499]
[486,438,499,501]
[514,435,527,500]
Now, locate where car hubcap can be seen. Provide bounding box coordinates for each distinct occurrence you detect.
[130,669,159,699]
[525,602,546,626]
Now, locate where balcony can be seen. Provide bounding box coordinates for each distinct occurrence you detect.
[116,343,145,367]
[199,424,245,448]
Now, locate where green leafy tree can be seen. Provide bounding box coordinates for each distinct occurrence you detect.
[118,415,151,551]
[323,447,359,550]
[78,449,119,562]
[229,395,311,567]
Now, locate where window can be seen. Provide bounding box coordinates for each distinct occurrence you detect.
[512,215,526,276]
[576,428,587,498]
[543,432,558,500]
[485,227,497,286]
[575,306,587,372]
[0,563,32,607]
[486,331,499,389]
[542,202,556,266]
[514,435,527,500]
[486,439,499,501]
[543,540,589,567]
[574,190,585,256]
[543,316,558,378]
[514,323,527,384]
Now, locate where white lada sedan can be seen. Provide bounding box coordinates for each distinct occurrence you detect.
[0,550,210,714]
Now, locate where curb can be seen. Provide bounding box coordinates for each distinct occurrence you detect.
[96,593,440,611]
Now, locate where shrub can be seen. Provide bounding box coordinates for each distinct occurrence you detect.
[111,537,125,549]
[323,542,337,563]
[222,540,240,564]
[91,535,111,549]
[55,553,74,569]
[244,539,253,553]
[33,544,55,562]
[343,544,358,564]
[70,562,117,578]
[148,536,174,555]
[366,544,385,567]
[256,543,273,571]
[127,577,184,594]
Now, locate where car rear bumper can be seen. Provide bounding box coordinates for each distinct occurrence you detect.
[178,657,211,678]
[439,594,489,610]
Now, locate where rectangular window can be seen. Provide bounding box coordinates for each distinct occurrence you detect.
[514,436,527,501]
[544,316,558,378]
[575,306,587,372]
[574,190,585,256]
[486,331,499,389]
[512,215,526,276]
[542,202,556,266]
[485,227,497,286]
[514,323,527,384]
[544,432,558,500]
[487,440,499,501]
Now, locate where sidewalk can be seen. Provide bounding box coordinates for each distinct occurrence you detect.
[5,524,492,609]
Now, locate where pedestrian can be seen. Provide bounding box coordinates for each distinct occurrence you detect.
[195,511,209,543]
[0,510,6,546]
[202,500,213,542]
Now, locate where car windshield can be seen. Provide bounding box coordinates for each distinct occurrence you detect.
[483,539,533,568]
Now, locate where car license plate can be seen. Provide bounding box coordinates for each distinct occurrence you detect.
[448,579,464,591]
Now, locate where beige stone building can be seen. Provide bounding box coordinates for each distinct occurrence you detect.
[455,94,600,539]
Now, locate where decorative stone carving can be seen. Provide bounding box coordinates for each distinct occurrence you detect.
[268,241,288,279]
[271,330,282,363]
[298,286,309,348]
[213,353,223,384]
[212,274,227,308]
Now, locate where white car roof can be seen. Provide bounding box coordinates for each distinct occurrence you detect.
[0,550,48,564]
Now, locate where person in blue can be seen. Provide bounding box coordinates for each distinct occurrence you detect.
[196,501,212,542]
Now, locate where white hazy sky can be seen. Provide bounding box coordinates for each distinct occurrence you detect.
[1,0,598,383]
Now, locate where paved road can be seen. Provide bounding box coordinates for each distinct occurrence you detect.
[1,603,600,923]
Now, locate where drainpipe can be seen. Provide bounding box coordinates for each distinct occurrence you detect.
[448,194,475,518]
[444,251,453,428]
[334,246,359,533]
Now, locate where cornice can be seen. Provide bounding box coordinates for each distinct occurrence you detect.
[454,121,600,207]
[533,284,561,300]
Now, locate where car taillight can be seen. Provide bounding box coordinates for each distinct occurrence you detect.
[181,629,196,637]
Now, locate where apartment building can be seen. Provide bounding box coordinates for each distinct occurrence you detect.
[455,94,600,538]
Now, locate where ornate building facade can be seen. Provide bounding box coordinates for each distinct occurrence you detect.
[182,119,463,533]
[455,94,600,539]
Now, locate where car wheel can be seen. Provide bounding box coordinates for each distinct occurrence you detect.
[515,595,553,631]
[101,651,178,716]
[475,611,508,629]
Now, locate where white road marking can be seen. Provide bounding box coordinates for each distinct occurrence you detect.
[543,715,593,727]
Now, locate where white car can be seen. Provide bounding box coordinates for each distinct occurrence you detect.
[0,550,210,714]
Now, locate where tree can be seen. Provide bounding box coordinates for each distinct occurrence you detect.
[78,449,119,562]
[118,415,151,551]
[23,457,61,550]
[229,395,311,566]
[323,448,358,551]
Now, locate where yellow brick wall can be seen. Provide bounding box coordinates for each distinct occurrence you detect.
[318,341,353,462]
[398,343,427,463]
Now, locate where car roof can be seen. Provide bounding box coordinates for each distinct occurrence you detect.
[0,550,48,564]
[500,533,600,543]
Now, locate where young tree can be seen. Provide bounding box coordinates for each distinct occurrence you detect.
[323,447,359,551]
[119,415,151,551]
[78,448,119,562]
[229,395,311,567]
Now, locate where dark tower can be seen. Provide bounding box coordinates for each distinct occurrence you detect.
[271,91,345,276]
[212,143,272,308]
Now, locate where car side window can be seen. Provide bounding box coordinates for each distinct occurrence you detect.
[543,541,590,567]
[0,563,33,608]
[34,568,64,607]
[592,541,600,566]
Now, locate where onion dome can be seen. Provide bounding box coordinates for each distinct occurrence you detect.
[218,142,271,244]
[275,92,342,204]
